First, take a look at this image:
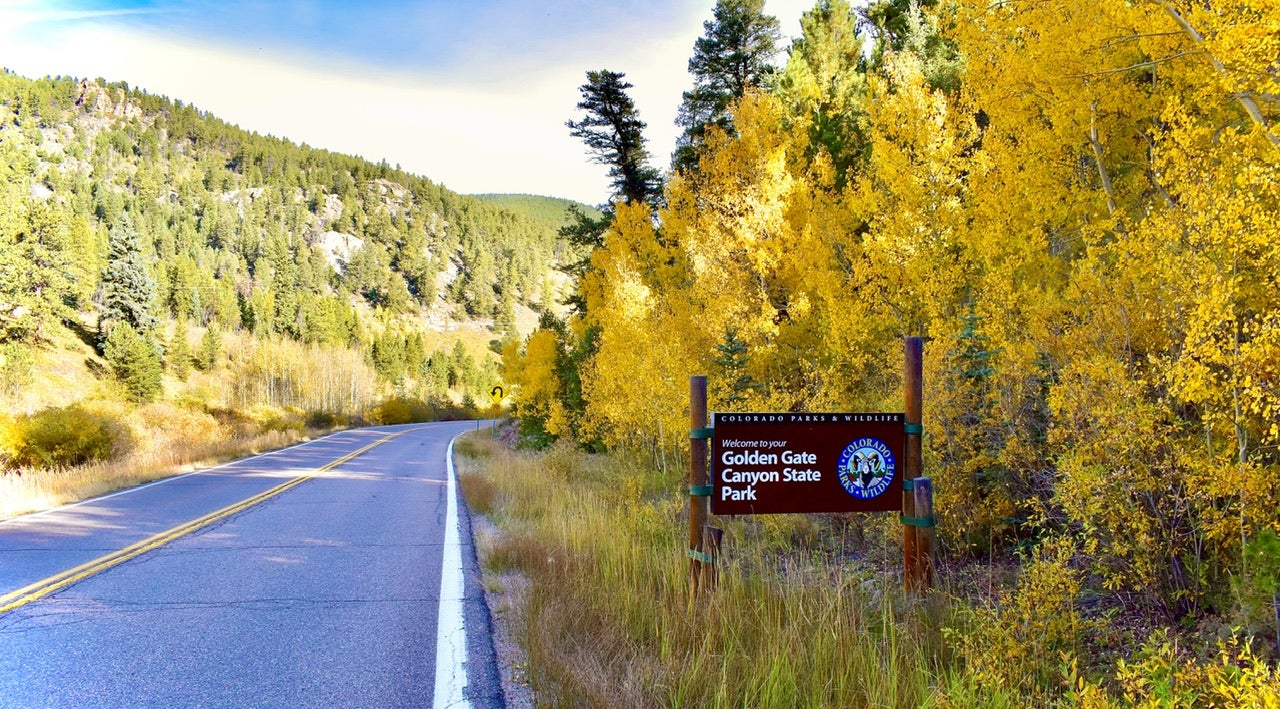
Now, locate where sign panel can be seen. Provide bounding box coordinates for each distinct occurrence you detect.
[711,412,905,515]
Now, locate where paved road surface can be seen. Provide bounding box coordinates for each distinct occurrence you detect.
[0,422,501,708]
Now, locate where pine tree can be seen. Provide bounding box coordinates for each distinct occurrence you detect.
[104,321,163,403]
[863,0,962,92]
[673,0,782,172]
[197,322,221,371]
[99,213,158,345]
[566,70,662,208]
[711,329,762,408]
[167,318,193,381]
[774,0,871,189]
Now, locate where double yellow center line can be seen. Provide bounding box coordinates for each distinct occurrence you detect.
[0,430,405,616]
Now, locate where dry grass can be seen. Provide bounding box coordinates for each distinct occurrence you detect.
[455,435,1280,707]
[0,404,320,520]
[455,435,954,708]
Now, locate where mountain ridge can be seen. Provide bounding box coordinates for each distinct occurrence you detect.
[1,68,576,416]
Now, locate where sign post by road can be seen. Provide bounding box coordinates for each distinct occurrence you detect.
[687,337,933,595]
[710,413,905,515]
[489,385,505,436]
[688,376,712,596]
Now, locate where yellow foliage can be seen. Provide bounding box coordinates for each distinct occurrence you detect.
[498,0,1280,617]
[1110,630,1280,707]
[506,327,570,441]
[947,538,1088,703]
[0,402,129,470]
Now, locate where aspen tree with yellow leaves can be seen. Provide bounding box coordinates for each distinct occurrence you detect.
[502,4,1280,695]
[472,1,1280,705]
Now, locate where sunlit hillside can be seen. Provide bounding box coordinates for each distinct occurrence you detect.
[0,70,585,514]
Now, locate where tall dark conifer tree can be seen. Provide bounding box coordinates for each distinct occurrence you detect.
[98,213,157,344]
[673,0,782,172]
[566,70,661,210]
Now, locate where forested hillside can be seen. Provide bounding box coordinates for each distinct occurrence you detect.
[1,71,580,334]
[473,193,601,235]
[498,0,1280,702]
[0,69,580,509]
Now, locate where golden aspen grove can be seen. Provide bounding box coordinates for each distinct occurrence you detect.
[489,0,1280,703]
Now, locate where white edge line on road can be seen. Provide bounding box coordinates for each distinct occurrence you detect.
[433,433,471,709]
[0,428,358,527]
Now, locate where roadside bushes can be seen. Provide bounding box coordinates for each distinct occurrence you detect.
[239,404,307,434]
[367,395,480,425]
[0,402,130,471]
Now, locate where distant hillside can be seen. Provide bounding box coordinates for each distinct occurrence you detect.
[0,69,571,416]
[1,71,572,326]
[472,194,602,233]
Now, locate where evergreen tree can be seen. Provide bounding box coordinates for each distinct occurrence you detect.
[104,321,162,403]
[566,70,662,208]
[0,199,81,344]
[557,205,613,280]
[197,322,221,371]
[167,319,192,381]
[99,213,158,344]
[773,0,871,189]
[711,329,762,408]
[673,0,782,172]
[863,0,963,92]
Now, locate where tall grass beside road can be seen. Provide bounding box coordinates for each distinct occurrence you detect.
[457,435,1280,707]
[455,435,950,707]
[0,401,321,519]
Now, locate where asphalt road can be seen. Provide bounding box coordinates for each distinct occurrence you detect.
[0,422,502,708]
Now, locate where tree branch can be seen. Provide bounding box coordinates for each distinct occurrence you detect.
[1089,101,1119,217]
[1161,2,1280,153]
[1067,51,1200,78]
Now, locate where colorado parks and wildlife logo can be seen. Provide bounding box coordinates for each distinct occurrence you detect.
[837,437,896,499]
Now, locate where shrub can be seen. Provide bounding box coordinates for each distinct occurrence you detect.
[368,396,438,425]
[369,397,413,425]
[0,404,127,470]
[1109,630,1280,706]
[1233,528,1280,647]
[135,402,225,450]
[304,410,349,429]
[946,537,1087,702]
[241,404,305,434]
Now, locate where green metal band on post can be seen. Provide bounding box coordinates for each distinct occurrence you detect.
[690,427,714,440]
[901,479,914,492]
[900,515,936,528]
[688,548,717,564]
[689,484,712,497]
[904,423,924,435]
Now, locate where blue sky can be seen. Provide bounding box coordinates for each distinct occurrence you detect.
[1,0,818,204]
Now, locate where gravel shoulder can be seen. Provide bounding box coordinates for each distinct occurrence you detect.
[471,513,535,708]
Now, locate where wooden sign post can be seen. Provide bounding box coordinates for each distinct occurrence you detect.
[904,337,924,593]
[687,337,934,597]
[688,376,712,595]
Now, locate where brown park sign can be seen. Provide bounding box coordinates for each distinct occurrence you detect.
[711,412,905,515]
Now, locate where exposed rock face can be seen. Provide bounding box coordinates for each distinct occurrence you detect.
[316,230,364,272]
